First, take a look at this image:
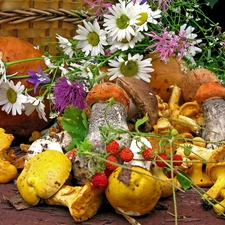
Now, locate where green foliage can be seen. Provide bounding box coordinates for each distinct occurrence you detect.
[177,171,192,190]
[61,106,88,150]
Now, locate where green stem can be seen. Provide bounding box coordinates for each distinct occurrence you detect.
[5,57,44,66]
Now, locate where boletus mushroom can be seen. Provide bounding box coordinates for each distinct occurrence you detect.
[116,77,158,132]
[195,82,225,149]
[73,82,131,185]
[17,150,71,206]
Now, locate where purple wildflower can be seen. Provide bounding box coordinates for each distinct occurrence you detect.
[84,0,113,17]
[27,66,51,94]
[53,77,87,114]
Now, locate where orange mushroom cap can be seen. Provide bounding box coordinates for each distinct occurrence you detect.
[86,82,130,112]
[195,82,225,103]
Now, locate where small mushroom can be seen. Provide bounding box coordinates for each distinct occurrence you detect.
[203,145,225,203]
[195,82,225,149]
[116,77,158,132]
[45,184,103,222]
[17,150,72,206]
[73,82,131,185]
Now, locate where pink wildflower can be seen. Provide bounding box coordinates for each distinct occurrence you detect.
[84,0,113,17]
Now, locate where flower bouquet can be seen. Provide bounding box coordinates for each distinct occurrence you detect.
[0,0,225,224]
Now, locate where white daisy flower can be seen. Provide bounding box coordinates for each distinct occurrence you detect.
[108,29,144,51]
[103,0,138,42]
[0,80,26,115]
[179,24,202,56]
[134,0,161,31]
[108,53,154,83]
[74,19,107,56]
[56,34,74,58]
[23,94,47,121]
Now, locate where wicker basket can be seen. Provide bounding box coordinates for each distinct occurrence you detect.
[0,0,92,53]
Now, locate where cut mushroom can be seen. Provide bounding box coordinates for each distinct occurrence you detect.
[195,82,225,149]
[116,77,158,132]
[45,184,103,222]
[73,82,131,185]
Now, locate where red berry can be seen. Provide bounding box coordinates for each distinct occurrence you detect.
[142,147,154,161]
[105,155,118,171]
[65,149,77,162]
[172,154,183,166]
[155,153,169,167]
[91,172,108,189]
[119,148,134,162]
[106,140,120,156]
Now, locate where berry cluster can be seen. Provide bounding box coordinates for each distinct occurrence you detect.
[91,140,134,188]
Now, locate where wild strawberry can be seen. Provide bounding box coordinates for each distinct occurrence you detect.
[106,140,120,156]
[142,147,154,161]
[119,148,134,162]
[172,154,183,166]
[155,153,169,167]
[105,155,118,171]
[91,172,108,189]
[65,148,77,162]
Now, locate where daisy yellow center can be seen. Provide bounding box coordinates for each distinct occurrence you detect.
[136,12,148,26]
[87,32,99,46]
[7,88,17,103]
[120,60,138,77]
[116,14,130,29]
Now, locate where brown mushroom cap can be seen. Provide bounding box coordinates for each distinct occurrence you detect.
[181,68,220,102]
[195,82,225,103]
[86,82,130,112]
[116,77,158,132]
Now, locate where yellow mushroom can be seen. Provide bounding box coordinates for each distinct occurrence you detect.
[0,128,18,183]
[17,150,72,206]
[175,144,214,187]
[0,128,15,161]
[213,189,225,216]
[45,184,104,222]
[0,160,18,183]
[151,165,180,198]
[203,145,225,202]
[179,101,201,118]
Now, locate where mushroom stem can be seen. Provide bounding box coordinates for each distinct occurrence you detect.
[203,174,225,201]
[45,184,103,222]
[213,189,225,216]
[73,82,131,185]
[201,98,225,148]
[195,82,225,149]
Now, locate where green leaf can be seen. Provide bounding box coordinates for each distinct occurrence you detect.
[177,171,192,190]
[135,113,149,132]
[62,106,88,147]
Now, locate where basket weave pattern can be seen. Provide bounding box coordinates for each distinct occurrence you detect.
[0,0,90,51]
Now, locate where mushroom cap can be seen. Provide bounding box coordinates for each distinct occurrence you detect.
[195,82,225,103]
[86,82,130,112]
[181,68,220,102]
[117,77,158,132]
[17,150,71,206]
